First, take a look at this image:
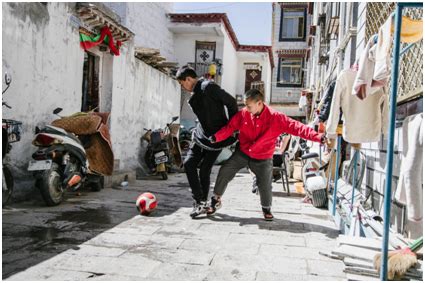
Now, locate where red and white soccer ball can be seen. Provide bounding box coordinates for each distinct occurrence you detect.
[136,192,157,215]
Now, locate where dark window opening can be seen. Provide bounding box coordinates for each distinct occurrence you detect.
[82,52,99,112]
[276,57,303,87]
[279,8,307,41]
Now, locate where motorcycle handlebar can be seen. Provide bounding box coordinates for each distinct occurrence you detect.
[2,101,11,109]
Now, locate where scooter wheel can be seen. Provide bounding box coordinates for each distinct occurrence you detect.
[2,165,14,206]
[39,162,64,206]
[161,172,168,180]
[90,177,104,192]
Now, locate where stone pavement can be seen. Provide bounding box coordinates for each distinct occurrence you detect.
[5,168,345,281]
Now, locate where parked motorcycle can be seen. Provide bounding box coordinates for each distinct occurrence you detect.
[28,109,113,206]
[142,116,182,180]
[2,73,22,206]
[179,124,194,163]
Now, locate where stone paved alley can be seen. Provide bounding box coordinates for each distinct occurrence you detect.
[3,168,345,281]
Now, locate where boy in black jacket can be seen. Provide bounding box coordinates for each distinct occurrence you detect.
[176,66,238,218]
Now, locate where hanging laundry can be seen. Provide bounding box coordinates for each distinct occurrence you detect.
[327,69,388,143]
[395,113,423,222]
[374,15,423,93]
[318,80,336,122]
[298,94,307,110]
[352,37,384,100]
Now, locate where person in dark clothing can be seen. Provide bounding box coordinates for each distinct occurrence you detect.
[176,66,238,218]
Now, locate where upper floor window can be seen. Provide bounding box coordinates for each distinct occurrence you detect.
[277,57,303,87]
[279,8,306,41]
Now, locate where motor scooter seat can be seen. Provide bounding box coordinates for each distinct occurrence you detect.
[301,152,319,160]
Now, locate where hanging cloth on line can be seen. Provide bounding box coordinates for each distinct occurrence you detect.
[80,26,122,56]
[352,15,423,100]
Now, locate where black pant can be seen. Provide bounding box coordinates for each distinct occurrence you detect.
[184,143,222,203]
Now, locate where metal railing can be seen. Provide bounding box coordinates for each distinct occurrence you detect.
[365,2,423,102]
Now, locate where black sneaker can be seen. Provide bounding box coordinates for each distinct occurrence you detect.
[206,196,222,215]
[262,207,274,221]
[190,201,207,218]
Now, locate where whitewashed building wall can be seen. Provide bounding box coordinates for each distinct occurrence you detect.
[2,2,180,198]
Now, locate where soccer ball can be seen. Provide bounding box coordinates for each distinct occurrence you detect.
[136,192,157,215]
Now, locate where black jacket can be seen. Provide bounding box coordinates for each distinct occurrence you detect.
[318,81,336,122]
[188,79,238,150]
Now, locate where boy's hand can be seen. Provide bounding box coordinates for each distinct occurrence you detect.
[321,135,333,149]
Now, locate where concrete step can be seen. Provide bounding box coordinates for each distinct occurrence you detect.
[104,170,136,188]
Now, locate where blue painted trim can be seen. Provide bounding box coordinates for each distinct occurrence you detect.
[398,2,423,8]
[380,3,403,281]
[351,150,358,210]
[332,135,342,216]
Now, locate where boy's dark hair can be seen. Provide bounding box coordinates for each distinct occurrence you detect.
[176,65,198,81]
[244,89,264,102]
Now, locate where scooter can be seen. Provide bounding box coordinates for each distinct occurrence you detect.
[2,73,22,206]
[142,116,181,180]
[28,108,108,206]
[299,138,329,208]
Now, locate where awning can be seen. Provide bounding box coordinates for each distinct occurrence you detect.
[76,3,133,42]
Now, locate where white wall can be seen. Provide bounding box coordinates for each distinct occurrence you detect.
[220,24,239,97]
[104,2,176,62]
[110,42,180,171]
[2,2,181,184]
[2,2,84,176]
[271,3,309,116]
[235,51,271,99]
[173,27,224,69]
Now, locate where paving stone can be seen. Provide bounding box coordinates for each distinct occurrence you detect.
[255,272,345,281]
[123,247,215,266]
[307,259,346,278]
[6,268,93,281]
[226,232,306,247]
[145,263,209,280]
[62,244,127,257]
[5,169,344,280]
[203,266,257,281]
[211,253,308,275]
[258,244,338,261]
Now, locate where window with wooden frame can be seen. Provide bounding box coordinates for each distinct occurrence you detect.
[277,58,303,87]
[279,8,307,41]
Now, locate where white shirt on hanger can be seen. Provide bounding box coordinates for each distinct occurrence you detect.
[326,69,389,143]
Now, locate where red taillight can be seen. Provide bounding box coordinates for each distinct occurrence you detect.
[34,134,56,146]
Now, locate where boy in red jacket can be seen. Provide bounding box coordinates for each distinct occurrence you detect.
[207,89,327,220]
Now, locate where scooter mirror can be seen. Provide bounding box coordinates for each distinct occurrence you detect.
[53,108,63,115]
[4,73,11,85]
[172,116,179,122]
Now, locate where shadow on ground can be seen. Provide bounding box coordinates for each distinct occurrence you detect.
[203,212,339,239]
[2,174,193,279]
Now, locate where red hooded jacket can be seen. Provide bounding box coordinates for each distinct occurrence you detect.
[214,105,323,160]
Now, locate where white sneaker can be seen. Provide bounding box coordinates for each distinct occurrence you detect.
[190,201,207,218]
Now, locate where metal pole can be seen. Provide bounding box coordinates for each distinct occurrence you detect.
[380,3,403,281]
[351,149,358,210]
[332,135,342,216]
[319,144,322,165]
